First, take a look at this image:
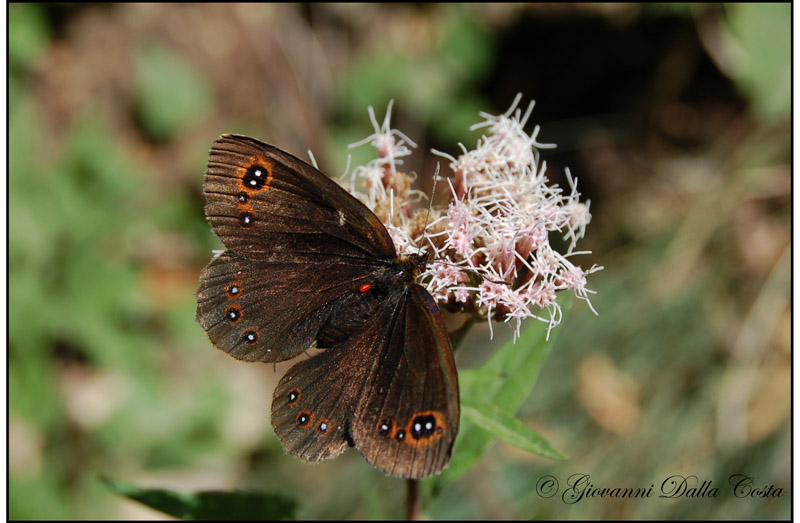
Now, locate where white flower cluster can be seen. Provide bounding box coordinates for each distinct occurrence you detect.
[341,94,602,340]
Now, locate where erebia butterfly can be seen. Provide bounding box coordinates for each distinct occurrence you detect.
[196,134,459,479]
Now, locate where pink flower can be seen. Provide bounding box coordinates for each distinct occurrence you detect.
[344,95,602,341]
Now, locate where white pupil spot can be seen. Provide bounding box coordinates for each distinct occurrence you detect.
[320,423,327,431]
[243,215,251,223]
[230,286,239,294]
[247,333,255,341]
[425,422,433,430]
[414,423,422,432]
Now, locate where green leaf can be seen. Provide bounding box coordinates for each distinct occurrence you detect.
[102,477,297,521]
[461,400,565,461]
[437,296,571,487]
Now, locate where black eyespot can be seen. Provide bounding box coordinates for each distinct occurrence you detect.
[227,285,240,297]
[410,414,437,440]
[395,429,406,441]
[226,306,241,323]
[297,410,313,428]
[242,329,259,344]
[236,192,250,204]
[243,164,269,191]
[240,212,255,228]
[318,421,329,433]
[378,420,392,437]
[287,389,300,405]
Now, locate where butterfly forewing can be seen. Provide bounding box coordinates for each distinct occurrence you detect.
[198,135,396,362]
[204,134,395,262]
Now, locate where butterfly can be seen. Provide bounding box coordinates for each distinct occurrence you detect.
[196,134,459,479]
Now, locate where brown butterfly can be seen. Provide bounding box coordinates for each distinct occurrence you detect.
[196,134,459,478]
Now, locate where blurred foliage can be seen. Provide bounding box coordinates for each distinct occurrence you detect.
[716,3,791,123]
[103,477,297,520]
[136,42,213,141]
[8,3,789,520]
[339,5,494,145]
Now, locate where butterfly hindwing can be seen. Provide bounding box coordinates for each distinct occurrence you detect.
[269,291,405,463]
[197,250,394,362]
[270,345,364,463]
[351,285,460,479]
[271,286,460,479]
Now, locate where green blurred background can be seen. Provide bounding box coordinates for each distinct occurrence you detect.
[9,3,790,520]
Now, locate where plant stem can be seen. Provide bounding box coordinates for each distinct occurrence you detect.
[406,479,419,520]
[449,316,477,352]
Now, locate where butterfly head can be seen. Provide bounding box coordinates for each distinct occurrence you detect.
[362,252,431,300]
[396,251,432,283]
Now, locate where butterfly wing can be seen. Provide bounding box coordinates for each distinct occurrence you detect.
[270,284,459,478]
[204,134,395,262]
[197,250,381,362]
[197,135,397,362]
[352,284,460,478]
[269,292,406,463]
[199,134,460,477]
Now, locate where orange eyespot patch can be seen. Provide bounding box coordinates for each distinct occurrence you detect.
[239,158,274,194]
[378,411,446,448]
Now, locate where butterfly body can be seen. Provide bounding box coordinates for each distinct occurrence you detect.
[315,253,425,349]
[196,135,459,478]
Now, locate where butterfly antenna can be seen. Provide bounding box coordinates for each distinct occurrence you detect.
[419,163,440,257]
